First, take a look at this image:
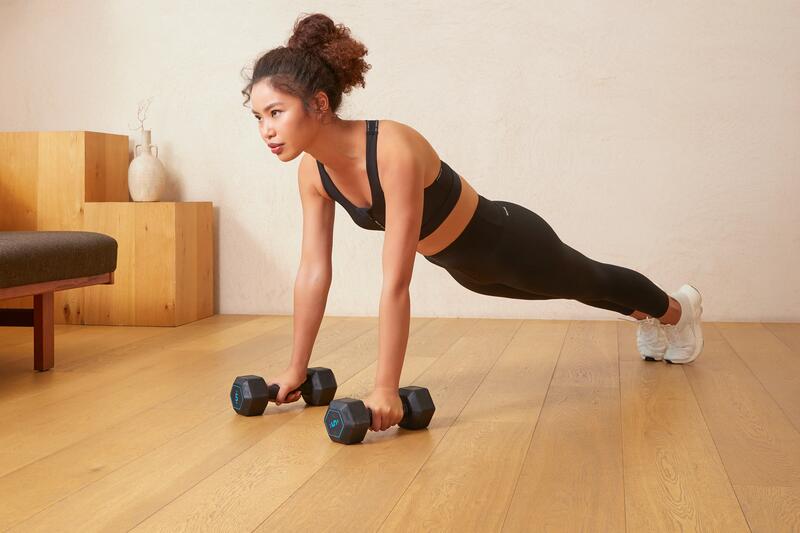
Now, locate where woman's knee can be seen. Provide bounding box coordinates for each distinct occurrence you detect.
[554,248,618,301]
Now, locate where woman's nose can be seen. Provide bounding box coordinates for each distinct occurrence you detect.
[260,123,274,141]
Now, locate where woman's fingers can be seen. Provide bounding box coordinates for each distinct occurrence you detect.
[273,386,284,405]
[273,386,302,405]
[275,386,297,405]
[370,412,394,431]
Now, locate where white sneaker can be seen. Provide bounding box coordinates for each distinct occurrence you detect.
[663,284,704,364]
[636,316,667,361]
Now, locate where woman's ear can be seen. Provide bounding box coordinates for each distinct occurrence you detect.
[313,90,330,116]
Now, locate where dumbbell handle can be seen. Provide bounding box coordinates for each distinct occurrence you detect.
[365,400,409,426]
[266,382,305,402]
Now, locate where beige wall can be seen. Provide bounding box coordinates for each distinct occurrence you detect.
[1,0,798,321]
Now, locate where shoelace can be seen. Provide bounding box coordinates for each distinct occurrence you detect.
[639,317,663,342]
[662,322,692,348]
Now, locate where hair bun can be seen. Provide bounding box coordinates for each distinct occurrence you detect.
[287,38,326,56]
[287,13,337,55]
[241,13,370,116]
[286,13,371,95]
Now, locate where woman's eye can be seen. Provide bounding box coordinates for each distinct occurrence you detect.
[253,111,279,121]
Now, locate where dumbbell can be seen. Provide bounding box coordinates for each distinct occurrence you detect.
[230,367,337,416]
[323,386,435,444]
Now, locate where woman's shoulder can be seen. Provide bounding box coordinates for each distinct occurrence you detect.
[378,119,437,159]
[379,118,423,141]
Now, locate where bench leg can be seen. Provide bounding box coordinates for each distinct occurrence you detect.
[33,292,54,371]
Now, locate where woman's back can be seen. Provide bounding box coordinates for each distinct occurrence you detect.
[306,118,482,256]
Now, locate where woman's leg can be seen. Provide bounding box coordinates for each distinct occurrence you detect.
[444,268,638,315]
[631,298,682,325]
[490,200,671,318]
[424,195,670,318]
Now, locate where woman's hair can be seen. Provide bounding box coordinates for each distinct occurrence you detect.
[241,13,371,117]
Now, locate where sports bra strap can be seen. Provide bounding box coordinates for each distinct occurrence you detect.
[365,120,385,216]
[367,120,379,135]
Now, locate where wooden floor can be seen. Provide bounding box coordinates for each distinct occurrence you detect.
[0,315,799,532]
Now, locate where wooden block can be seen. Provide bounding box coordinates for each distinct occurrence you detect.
[175,201,214,325]
[0,132,38,230]
[0,131,129,232]
[84,131,130,203]
[80,203,136,325]
[82,202,214,326]
[37,132,86,230]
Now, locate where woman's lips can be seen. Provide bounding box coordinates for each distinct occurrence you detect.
[270,144,284,154]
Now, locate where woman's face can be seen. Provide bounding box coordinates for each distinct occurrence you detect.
[249,78,316,162]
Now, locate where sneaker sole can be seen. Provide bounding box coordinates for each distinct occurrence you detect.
[665,284,704,364]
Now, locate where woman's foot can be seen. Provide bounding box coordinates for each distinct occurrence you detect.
[662,284,704,364]
[636,316,668,361]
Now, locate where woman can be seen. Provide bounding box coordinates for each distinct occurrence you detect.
[243,13,704,433]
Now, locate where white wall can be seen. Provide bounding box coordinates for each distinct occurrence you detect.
[1,0,798,322]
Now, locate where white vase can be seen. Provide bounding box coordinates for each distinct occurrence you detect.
[128,129,167,202]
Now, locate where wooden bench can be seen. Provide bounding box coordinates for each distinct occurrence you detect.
[0,231,117,370]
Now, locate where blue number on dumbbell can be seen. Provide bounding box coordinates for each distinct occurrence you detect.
[329,419,339,429]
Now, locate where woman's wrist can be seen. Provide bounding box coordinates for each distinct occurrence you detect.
[374,378,400,391]
[289,360,309,374]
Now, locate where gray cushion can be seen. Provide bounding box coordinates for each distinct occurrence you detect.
[0,231,118,289]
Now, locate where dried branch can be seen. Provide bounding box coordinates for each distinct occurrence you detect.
[128,97,154,132]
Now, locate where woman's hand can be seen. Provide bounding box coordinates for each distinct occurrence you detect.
[269,366,308,405]
[363,387,404,431]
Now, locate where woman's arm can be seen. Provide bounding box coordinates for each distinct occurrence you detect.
[375,144,424,388]
[290,154,336,369]
[366,142,425,430]
[270,266,331,406]
[289,267,332,371]
[273,154,336,404]
[375,285,411,389]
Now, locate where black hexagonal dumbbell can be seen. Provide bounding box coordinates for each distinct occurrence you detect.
[230,367,337,416]
[323,386,436,444]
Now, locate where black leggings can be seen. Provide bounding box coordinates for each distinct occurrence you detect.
[423,195,670,317]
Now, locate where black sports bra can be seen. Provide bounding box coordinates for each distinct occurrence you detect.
[316,120,462,240]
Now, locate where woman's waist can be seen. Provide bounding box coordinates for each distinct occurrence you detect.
[420,192,505,261]
[416,174,480,255]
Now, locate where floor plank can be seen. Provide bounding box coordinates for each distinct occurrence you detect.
[0,317,303,478]
[716,322,800,431]
[378,320,567,531]
[734,485,800,532]
[0,315,263,409]
[683,323,800,532]
[0,324,85,353]
[0,323,162,376]
[2,316,798,532]
[762,322,800,355]
[3,316,384,531]
[618,321,749,531]
[502,321,625,532]
[241,319,521,532]
[0,318,331,529]
[130,317,479,532]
